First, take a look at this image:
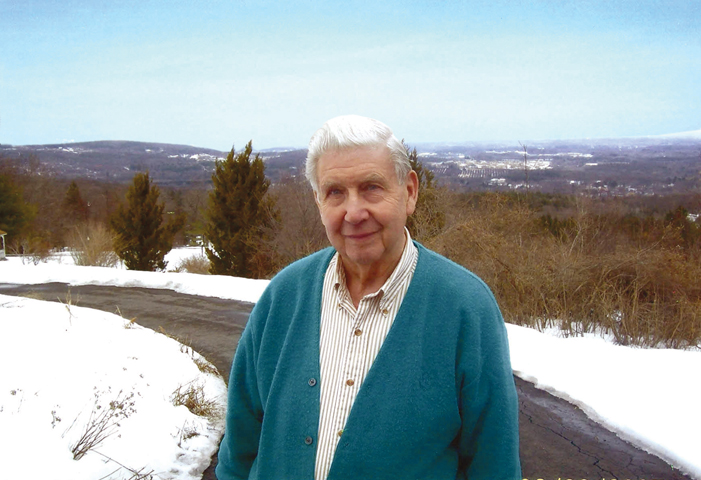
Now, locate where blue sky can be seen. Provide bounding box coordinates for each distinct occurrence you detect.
[1,0,699,150]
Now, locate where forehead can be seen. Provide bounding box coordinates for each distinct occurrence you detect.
[317,145,394,182]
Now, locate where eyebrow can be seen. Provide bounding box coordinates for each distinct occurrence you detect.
[362,173,388,184]
[320,173,388,191]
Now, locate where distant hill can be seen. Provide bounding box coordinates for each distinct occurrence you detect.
[1,134,700,195]
[409,133,701,194]
[655,129,701,140]
[0,141,226,186]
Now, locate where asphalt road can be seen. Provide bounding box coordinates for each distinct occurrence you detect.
[0,282,692,480]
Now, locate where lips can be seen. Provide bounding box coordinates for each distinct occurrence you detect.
[344,231,378,241]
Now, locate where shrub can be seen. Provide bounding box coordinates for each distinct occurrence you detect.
[170,253,211,274]
[427,193,701,348]
[69,390,136,460]
[66,222,119,267]
[13,236,52,265]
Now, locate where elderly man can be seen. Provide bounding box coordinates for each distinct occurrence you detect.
[216,115,521,480]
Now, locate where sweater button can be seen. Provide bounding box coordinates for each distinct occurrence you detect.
[305,436,313,445]
[308,378,317,387]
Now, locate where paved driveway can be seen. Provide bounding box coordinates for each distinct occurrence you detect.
[0,282,691,480]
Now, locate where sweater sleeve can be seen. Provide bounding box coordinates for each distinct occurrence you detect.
[215,314,264,480]
[456,285,521,480]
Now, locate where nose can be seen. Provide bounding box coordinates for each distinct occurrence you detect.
[344,192,369,224]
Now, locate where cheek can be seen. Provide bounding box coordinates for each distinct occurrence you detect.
[375,201,406,225]
[319,207,342,230]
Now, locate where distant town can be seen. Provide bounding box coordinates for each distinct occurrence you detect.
[2,130,700,196]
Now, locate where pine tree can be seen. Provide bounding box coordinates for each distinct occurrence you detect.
[110,172,185,271]
[0,173,35,237]
[205,141,277,278]
[405,145,445,241]
[63,181,89,225]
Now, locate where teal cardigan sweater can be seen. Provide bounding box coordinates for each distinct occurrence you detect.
[216,244,521,480]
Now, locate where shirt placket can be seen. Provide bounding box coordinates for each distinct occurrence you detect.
[332,297,370,443]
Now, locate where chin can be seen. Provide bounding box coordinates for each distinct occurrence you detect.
[347,255,380,266]
[342,246,384,266]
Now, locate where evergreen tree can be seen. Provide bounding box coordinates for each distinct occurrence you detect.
[665,205,700,249]
[110,172,185,271]
[0,173,35,237]
[405,144,445,241]
[63,181,89,224]
[205,141,277,278]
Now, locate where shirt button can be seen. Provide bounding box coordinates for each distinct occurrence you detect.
[346,379,354,386]
[337,429,343,437]
[305,436,313,445]
[381,308,389,316]
[354,329,362,336]
[308,378,317,387]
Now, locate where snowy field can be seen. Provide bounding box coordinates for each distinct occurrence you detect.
[1,248,700,479]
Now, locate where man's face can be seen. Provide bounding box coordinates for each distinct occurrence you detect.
[315,145,418,275]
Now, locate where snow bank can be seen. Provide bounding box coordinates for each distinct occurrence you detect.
[2,258,268,304]
[0,294,227,480]
[507,323,701,478]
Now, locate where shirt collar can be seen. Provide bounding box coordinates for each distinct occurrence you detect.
[330,227,418,308]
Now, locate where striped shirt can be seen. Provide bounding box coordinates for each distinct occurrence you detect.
[314,229,419,480]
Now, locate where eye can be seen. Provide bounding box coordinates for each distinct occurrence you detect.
[363,183,382,194]
[326,188,342,198]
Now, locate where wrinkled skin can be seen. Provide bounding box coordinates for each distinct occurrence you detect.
[314,145,418,302]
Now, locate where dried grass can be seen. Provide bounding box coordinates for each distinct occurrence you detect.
[67,222,119,267]
[427,193,701,348]
[171,381,220,420]
[194,356,219,376]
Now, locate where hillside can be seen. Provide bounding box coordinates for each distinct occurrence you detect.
[0,141,227,186]
[2,134,700,194]
[412,135,701,195]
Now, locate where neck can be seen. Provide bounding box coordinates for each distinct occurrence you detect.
[343,263,394,307]
[341,237,407,308]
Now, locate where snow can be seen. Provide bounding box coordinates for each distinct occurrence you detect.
[3,248,269,304]
[510,325,701,477]
[1,249,700,479]
[0,294,226,480]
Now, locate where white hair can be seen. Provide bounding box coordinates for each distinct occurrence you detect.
[305,115,410,192]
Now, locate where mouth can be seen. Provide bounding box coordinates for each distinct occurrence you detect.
[344,231,378,241]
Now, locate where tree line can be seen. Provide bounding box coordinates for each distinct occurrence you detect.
[2,142,700,348]
[0,141,278,276]
[0,141,444,277]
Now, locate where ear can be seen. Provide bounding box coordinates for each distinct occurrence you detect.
[405,170,419,216]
